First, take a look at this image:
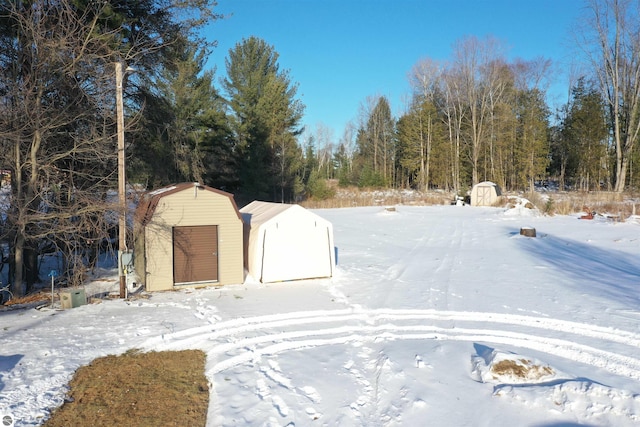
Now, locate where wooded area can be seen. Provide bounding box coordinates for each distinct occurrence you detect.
[1,0,639,296]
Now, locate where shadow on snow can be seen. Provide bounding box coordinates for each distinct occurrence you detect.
[514,231,640,309]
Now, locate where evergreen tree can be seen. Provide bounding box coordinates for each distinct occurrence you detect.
[355,96,396,187]
[515,88,550,191]
[549,79,610,192]
[130,39,231,189]
[301,135,318,187]
[548,109,577,191]
[223,37,304,202]
[563,78,609,191]
[332,143,352,187]
[397,97,443,191]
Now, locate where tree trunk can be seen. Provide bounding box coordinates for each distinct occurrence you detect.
[25,245,38,293]
[12,233,26,297]
[520,227,536,237]
[614,152,628,192]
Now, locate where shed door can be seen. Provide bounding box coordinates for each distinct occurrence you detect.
[173,225,218,285]
[477,186,491,206]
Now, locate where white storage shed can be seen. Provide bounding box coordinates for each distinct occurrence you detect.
[470,181,502,206]
[240,201,336,283]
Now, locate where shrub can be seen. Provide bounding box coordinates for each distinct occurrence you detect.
[306,170,335,200]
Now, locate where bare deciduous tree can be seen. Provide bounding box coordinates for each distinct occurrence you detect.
[452,36,508,186]
[578,0,640,192]
[0,1,122,295]
[0,0,217,296]
[438,66,466,194]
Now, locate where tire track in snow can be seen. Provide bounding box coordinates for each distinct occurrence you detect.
[141,308,640,380]
[209,325,640,380]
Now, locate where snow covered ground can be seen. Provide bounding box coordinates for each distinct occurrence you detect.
[2,204,640,426]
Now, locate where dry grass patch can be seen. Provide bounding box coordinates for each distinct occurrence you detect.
[492,358,554,381]
[301,186,640,216]
[2,291,50,307]
[513,190,639,218]
[301,186,453,208]
[44,349,208,427]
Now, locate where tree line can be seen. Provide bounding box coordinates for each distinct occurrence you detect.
[0,0,639,296]
[310,0,640,197]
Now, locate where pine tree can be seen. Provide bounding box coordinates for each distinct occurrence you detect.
[131,39,230,187]
[515,88,550,192]
[223,37,304,201]
[397,98,443,191]
[355,96,396,187]
[561,78,609,191]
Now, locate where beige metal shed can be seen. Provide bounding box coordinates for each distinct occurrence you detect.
[470,181,502,206]
[133,183,244,291]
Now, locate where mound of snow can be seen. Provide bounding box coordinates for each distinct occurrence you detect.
[494,380,640,424]
[626,215,640,224]
[503,197,541,217]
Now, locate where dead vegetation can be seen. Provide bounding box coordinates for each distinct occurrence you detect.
[43,349,209,427]
[524,190,638,217]
[300,185,454,208]
[2,291,50,307]
[492,358,554,381]
[301,186,640,220]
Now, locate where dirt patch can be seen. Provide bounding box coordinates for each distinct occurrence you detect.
[44,349,209,427]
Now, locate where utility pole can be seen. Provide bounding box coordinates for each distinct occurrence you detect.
[115,62,127,298]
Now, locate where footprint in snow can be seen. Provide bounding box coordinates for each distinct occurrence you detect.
[272,395,289,417]
[136,327,151,336]
[305,406,321,420]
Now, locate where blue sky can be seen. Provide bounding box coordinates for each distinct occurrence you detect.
[203,0,584,142]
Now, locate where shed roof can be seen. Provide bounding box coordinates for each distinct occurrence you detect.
[239,201,327,228]
[135,182,240,226]
[239,201,294,226]
[474,181,499,187]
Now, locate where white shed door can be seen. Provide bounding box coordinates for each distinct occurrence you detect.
[260,222,332,283]
[477,186,492,206]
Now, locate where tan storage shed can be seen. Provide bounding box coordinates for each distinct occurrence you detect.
[470,181,502,206]
[240,201,336,283]
[134,183,244,291]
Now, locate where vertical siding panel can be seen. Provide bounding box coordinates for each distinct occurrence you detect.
[139,185,243,291]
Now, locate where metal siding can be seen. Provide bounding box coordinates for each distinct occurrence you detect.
[142,186,244,291]
[173,225,218,284]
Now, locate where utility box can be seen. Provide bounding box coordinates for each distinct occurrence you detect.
[60,289,86,309]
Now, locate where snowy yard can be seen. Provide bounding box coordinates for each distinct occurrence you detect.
[1,204,640,426]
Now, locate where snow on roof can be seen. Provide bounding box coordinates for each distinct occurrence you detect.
[240,201,300,226]
[239,201,333,229]
[147,185,178,197]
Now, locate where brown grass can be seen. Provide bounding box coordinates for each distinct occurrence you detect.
[300,186,453,209]
[301,185,640,220]
[3,291,50,306]
[492,359,554,380]
[44,349,209,427]
[523,190,639,218]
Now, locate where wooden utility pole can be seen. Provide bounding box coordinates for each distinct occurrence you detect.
[116,62,127,298]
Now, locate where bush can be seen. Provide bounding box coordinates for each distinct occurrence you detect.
[306,170,335,200]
